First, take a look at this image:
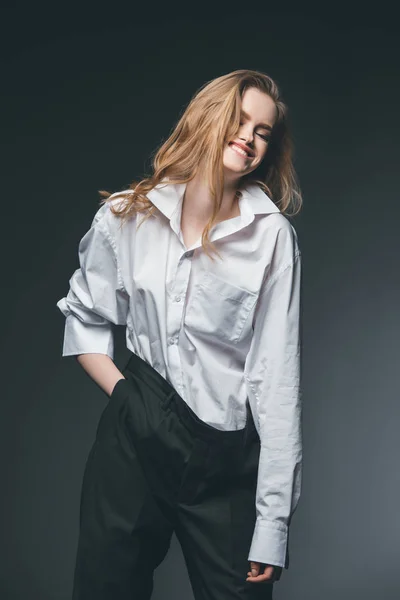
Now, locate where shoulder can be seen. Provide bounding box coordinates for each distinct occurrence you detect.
[264,212,301,263]
[90,189,135,236]
[258,214,301,295]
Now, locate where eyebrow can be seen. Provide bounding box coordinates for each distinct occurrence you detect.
[240,109,272,132]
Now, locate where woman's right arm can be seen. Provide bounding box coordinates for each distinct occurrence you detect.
[76,353,126,397]
[56,202,130,397]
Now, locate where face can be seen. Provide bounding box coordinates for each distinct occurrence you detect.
[223,87,277,181]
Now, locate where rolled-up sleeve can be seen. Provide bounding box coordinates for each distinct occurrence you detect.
[56,206,129,360]
[244,245,302,569]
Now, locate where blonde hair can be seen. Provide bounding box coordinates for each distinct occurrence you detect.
[99,69,303,261]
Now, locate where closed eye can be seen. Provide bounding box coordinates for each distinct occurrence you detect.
[239,121,270,142]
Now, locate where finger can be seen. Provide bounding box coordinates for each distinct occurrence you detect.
[246,565,275,583]
[246,572,274,583]
[249,561,260,577]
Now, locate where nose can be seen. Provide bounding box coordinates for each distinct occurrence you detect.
[239,123,254,144]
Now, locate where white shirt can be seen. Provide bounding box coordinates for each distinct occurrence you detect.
[56,179,302,569]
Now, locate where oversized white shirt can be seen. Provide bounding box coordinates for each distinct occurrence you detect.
[56,179,302,569]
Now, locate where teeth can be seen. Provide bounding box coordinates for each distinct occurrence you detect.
[230,143,249,157]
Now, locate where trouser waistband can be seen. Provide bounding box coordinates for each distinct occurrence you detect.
[123,350,258,446]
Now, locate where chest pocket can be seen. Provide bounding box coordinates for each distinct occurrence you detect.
[184,271,258,345]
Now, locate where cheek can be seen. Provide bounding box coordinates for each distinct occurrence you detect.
[259,144,269,157]
[254,147,268,164]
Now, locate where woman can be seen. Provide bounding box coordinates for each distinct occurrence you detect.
[57,68,303,600]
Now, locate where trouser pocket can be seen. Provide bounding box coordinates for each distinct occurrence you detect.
[109,377,129,402]
[95,376,130,442]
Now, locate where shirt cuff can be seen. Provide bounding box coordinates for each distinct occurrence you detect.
[60,313,114,359]
[247,519,288,568]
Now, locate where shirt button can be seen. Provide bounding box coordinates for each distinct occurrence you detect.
[175,296,181,302]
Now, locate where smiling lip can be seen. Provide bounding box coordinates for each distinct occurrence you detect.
[229,141,254,158]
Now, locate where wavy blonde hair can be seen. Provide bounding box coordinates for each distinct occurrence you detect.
[99,68,303,261]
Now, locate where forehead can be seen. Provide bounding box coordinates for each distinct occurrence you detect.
[240,87,277,125]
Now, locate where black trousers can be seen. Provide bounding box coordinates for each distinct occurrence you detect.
[72,350,276,599]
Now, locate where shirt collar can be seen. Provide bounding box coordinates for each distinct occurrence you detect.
[146,178,280,221]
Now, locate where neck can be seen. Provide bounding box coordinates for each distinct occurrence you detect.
[183,171,241,225]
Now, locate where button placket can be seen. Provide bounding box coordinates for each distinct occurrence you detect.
[166,249,192,390]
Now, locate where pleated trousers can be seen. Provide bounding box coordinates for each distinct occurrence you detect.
[72,350,276,599]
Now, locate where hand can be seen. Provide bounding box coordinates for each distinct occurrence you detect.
[246,561,282,583]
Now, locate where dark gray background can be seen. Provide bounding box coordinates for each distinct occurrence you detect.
[2,3,399,599]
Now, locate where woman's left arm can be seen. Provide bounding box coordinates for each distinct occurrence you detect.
[244,232,303,571]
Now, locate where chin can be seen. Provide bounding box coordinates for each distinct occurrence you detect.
[223,155,247,174]
[223,159,253,176]
[223,150,257,177]
[223,166,248,182]
[223,162,244,174]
